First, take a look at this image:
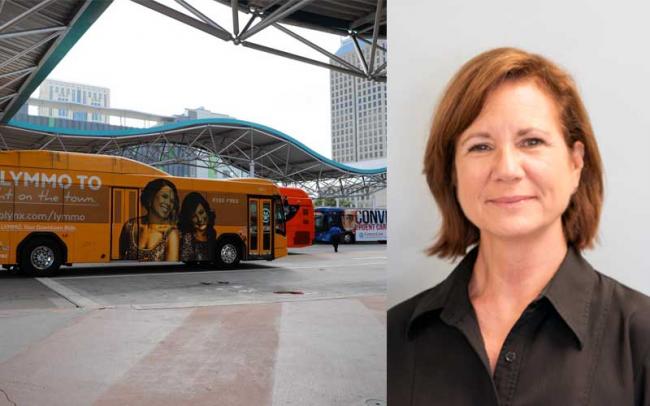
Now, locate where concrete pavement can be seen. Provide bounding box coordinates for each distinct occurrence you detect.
[0,244,386,406]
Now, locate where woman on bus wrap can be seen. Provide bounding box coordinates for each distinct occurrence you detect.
[178,192,216,262]
[388,48,650,405]
[119,178,180,261]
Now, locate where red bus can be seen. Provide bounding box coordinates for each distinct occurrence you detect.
[279,187,314,248]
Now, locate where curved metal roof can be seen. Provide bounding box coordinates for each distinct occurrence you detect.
[0,0,112,123]
[0,118,386,182]
[130,0,387,82]
[217,0,386,39]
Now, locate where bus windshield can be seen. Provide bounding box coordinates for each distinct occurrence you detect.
[314,212,326,232]
[284,204,300,222]
[275,199,286,236]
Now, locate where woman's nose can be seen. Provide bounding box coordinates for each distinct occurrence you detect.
[493,145,524,182]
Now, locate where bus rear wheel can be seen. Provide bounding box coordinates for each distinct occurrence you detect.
[20,238,63,277]
[216,239,241,268]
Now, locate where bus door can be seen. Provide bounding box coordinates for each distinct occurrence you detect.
[111,188,139,260]
[248,197,273,258]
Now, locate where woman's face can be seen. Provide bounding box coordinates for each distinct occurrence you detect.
[454,79,584,242]
[151,185,175,220]
[192,203,209,231]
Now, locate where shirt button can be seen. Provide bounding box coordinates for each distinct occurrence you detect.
[505,351,516,363]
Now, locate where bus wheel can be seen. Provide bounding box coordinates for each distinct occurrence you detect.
[21,238,63,277]
[343,232,355,244]
[216,239,241,268]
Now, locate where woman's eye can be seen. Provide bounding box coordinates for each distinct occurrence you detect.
[522,138,545,147]
[468,144,491,152]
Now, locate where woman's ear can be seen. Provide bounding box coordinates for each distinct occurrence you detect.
[571,141,585,192]
[571,141,585,171]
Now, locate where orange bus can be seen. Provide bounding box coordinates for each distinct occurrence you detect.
[0,150,287,275]
[278,187,314,248]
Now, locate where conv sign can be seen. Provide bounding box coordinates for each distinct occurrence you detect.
[354,209,387,242]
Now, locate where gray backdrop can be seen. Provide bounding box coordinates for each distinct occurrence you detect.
[388,0,650,306]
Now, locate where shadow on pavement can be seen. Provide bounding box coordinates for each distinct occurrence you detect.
[0,262,276,279]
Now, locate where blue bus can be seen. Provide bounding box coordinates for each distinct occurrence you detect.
[314,207,387,244]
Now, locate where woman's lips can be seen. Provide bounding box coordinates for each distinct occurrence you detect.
[488,196,535,205]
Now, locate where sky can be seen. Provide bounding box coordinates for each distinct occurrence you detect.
[37,0,343,157]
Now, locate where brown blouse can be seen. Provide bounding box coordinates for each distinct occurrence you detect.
[388,246,650,405]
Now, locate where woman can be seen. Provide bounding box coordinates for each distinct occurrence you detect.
[178,192,216,262]
[119,178,180,261]
[388,48,650,405]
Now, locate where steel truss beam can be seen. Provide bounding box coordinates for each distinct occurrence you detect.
[0,93,18,104]
[2,121,386,200]
[0,26,66,40]
[104,138,385,200]
[0,31,61,71]
[0,0,59,34]
[0,131,9,150]
[129,0,386,82]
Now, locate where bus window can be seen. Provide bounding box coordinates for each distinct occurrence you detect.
[262,200,272,251]
[275,199,286,235]
[284,204,300,222]
[327,214,341,228]
[249,200,258,251]
[314,212,326,232]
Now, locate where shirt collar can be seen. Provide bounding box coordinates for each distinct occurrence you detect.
[407,245,596,349]
[541,246,596,349]
[407,247,478,333]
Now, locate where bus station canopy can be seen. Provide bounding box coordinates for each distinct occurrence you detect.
[214,0,387,38]
[0,0,111,123]
[0,118,386,187]
[0,0,387,198]
[1,0,386,126]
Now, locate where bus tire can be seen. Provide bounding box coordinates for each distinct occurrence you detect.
[343,232,355,244]
[20,237,63,277]
[216,238,241,268]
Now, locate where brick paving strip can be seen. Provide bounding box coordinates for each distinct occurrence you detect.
[0,296,386,406]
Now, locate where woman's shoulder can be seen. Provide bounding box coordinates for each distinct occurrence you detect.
[596,271,650,356]
[597,271,650,315]
[122,217,141,229]
[388,272,457,330]
[389,252,476,331]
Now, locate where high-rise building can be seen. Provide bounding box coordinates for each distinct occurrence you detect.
[174,106,230,121]
[330,39,387,208]
[30,83,239,179]
[38,79,110,123]
[330,38,387,164]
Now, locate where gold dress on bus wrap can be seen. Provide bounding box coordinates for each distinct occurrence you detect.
[119,217,178,261]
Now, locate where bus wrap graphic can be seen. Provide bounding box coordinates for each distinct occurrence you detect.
[0,172,109,224]
[315,207,387,243]
[353,209,387,242]
[0,150,287,273]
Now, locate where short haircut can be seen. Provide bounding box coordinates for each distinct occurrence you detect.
[423,47,604,259]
